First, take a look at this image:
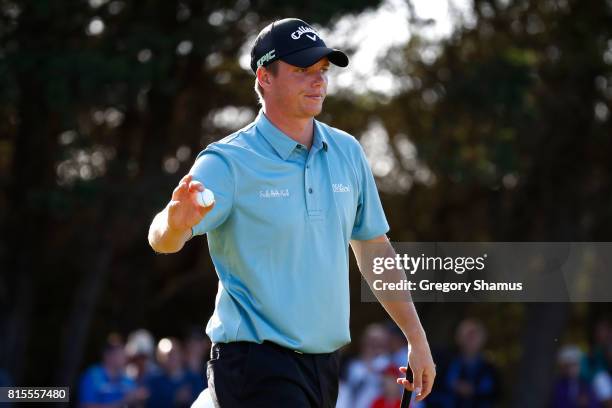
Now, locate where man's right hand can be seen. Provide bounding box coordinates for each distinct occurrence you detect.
[167,174,215,231]
[148,174,215,253]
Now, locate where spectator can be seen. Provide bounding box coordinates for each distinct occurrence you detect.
[146,337,200,408]
[370,365,403,408]
[582,320,612,383]
[444,318,499,408]
[79,333,149,408]
[125,329,159,385]
[592,343,612,407]
[550,345,598,408]
[183,328,209,394]
[0,368,12,387]
[339,323,391,408]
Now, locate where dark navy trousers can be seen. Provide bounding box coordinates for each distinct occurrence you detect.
[207,341,340,408]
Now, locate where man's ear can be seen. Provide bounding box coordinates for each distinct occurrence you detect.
[256,67,271,88]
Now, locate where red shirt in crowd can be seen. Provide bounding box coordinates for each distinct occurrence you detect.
[370,396,402,408]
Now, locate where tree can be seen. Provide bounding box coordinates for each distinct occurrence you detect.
[0,0,381,386]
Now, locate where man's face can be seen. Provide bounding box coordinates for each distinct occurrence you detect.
[104,347,127,371]
[266,57,330,118]
[457,323,486,356]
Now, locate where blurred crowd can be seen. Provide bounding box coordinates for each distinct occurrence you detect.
[70,318,612,408]
[78,329,209,408]
[551,320,612,408]
[336,318,500,408]
[336,318,612,408]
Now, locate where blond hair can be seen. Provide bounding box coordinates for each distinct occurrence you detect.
[254,61,279,105]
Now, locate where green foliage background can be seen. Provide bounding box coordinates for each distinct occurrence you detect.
[1,0,611,405]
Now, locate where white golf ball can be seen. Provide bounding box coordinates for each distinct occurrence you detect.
[196,189,215,207]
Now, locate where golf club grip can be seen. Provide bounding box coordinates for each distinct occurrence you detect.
[400,368,414,408]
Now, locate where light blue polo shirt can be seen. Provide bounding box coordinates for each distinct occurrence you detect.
[189,110,389,353]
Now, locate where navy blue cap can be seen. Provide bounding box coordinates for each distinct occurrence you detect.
[250,18,349,73]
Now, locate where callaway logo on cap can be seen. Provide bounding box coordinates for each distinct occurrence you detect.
[250,18,349,73]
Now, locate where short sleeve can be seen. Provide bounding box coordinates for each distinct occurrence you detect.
[350,143,390,240]
[189,148,235,236]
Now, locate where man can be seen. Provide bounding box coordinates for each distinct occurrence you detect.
[148,18,435,407]
[340,323,392,408]
[79,334,149,408]
[146,338,201,408]
[444,319,499,407]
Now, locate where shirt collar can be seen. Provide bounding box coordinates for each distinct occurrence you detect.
[255,110,328,160]
[312,120,328,154]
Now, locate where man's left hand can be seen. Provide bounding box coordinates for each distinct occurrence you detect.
[396,341,436,402]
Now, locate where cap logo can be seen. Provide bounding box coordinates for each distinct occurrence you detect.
[291,26,319,42]
[257,49,276,67]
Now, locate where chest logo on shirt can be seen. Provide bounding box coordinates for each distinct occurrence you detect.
[259,189,290,198]
[332,183,351,193]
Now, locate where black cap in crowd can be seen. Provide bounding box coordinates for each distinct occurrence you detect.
[250,18,349,73]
